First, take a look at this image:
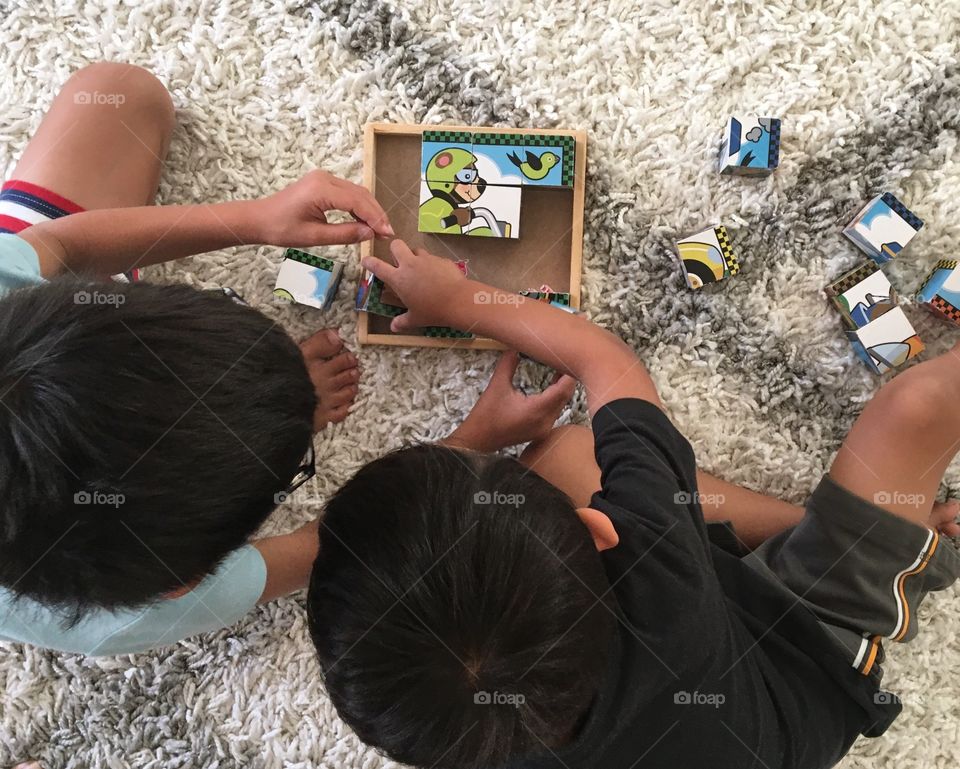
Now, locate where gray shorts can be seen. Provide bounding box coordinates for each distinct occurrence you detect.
[743,475,960,681]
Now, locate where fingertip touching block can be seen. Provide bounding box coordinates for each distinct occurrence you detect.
[719,116,781,176]
[273,248,344,311]
[842,192,923,264]
[675,224,739,289]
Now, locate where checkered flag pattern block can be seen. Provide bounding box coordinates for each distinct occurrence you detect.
[473,132,525,146]
[827,261,878,296]
[768,119,782,168]
[881,192,924,231]
[715,226,739,275]
[365,279,404,317]
[519,290,571,305]
[423,326,474,338]
[931,295,960,324]
[285,248,336,272]
[422,130,473,144]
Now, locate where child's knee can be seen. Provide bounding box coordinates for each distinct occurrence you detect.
[68,62,175,132]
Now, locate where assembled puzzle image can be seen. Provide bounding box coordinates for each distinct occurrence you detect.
[675,224,739,289]
[843,192,923,264]
[273,248,344,311]
[917,259,960,325]
[824,260,923,374]
[356,123,586,350]
[719,116,781,175]
[418,130,576,240]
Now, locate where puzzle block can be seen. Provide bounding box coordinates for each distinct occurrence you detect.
[917,259,960,325]
[273,248,343,311]
[719,117,781,175]
[470,132,526,186]
[423,326,474,339]
[844,307,924,375]
[824,260,898,329]
[355,270,405,317]
[519,289,575,311]
[421,130,475,183]
[843,193,923,264]
[519,134,576,187]
[675,225,739,289]
[419,180,520,238]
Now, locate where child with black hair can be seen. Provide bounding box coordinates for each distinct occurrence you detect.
[0,61,393,654]
[308,239,960,769]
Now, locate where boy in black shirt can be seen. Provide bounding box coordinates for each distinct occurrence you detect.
[307,240,960,769]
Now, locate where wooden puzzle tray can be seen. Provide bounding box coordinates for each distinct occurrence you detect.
[358,122,587,349]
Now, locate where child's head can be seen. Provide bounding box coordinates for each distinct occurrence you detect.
[0,280,316,615]
[308,445,615,769]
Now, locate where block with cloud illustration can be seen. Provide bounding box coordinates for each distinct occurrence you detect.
[273,249,343,311]
[719,116,781,175]
[917,259,960,324]
[843,193,923,264]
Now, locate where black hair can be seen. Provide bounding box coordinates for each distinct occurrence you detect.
[0,279,316,616]
[308,445,614,769]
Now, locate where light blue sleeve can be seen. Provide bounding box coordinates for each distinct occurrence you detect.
[0,233,42,293]
[0,545,267,656]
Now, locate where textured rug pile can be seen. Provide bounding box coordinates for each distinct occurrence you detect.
[2,1,960,767]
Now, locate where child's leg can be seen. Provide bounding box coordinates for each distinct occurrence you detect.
[520,425,805,549]
[829,341,960,530]
[9,62,175,212]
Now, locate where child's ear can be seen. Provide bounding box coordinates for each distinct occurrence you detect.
[576,507,619,551]
[164,580,200,600]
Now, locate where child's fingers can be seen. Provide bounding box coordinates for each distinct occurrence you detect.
[360,256,399,281]
[391,312,419,333]
[543,373,577,406]
[389,238,416,265]
[330,181,394,237]
[314,222,374,245]
[492,350,521,387]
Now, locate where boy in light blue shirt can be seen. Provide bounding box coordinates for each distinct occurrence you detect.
[0,61,393,655]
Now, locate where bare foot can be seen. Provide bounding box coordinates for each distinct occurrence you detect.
[930,500,960,537]
[299,329,360,430]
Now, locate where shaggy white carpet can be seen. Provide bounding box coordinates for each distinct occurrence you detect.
[2,0,960,767]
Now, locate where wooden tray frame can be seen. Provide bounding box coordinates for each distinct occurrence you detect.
[357,122,587,349]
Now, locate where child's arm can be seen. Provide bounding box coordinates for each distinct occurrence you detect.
[19,170,394,279]
[443,351,576,453]
[363,240,659,417]
[252,520,320,603]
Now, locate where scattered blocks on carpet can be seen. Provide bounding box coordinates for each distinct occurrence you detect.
[273,248,343,311]
[843,192,923,264]
[719,116,781,176]
[824,261,923,374]
[675,224,739,289]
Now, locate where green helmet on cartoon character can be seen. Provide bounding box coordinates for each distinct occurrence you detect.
[425,148,484,195]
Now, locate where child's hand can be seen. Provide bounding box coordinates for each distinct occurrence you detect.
[361,239,468,333]
[445,351,577,453]
[258,170,394,246]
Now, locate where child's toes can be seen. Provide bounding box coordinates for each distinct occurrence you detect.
[930,500,960,536]
[300,328,345,361]
[313,385,358,430]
